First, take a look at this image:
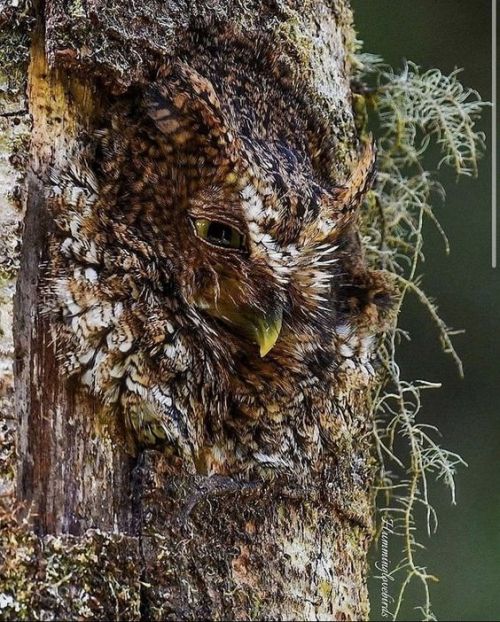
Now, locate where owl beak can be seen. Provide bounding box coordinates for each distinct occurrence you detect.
[253,308,283,357]
[195,286,283,356]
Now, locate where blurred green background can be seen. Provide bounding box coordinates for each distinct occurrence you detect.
[350,1,498,620]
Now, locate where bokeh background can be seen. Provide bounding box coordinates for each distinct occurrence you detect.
[350,1,498,620]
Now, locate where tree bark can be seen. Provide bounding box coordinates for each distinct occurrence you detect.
[15,33,136,537]
[3,1,377,619]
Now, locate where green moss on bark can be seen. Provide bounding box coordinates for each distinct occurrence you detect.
[0,510,141,621]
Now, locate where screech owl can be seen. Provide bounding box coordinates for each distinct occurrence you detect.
[47,53,389,478]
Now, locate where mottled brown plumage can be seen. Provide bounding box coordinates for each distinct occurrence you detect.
[47,45,389,478]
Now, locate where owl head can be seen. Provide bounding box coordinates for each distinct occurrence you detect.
[141,63,378,365]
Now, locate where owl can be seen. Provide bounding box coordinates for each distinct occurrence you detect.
[47,56,388,478]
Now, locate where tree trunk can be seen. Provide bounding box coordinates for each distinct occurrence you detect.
[3,1,378,619]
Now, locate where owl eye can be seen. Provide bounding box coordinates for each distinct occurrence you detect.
[192,218,246,251]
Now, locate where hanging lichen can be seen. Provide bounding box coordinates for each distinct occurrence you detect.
[354,52,487,620]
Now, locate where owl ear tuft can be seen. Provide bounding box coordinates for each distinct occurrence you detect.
[322,138,376,228]
[145,62,237,162]
[336,138,376,211]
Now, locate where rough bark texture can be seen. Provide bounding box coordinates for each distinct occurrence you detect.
[1,1,376,620]
[15,38,137,536]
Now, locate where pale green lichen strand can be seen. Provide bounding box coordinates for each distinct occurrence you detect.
[354,52,486,620]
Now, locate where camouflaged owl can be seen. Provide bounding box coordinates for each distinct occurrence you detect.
[47,56,389,477]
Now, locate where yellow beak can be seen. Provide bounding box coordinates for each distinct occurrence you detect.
[194,279,283,357]
[253,309,283,357]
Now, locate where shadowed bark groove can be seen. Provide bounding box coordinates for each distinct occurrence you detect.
[4,1,380,619]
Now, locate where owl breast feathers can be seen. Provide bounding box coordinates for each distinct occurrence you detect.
[48,58,389,476]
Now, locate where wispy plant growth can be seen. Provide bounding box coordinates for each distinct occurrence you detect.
[355,54,486,620]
